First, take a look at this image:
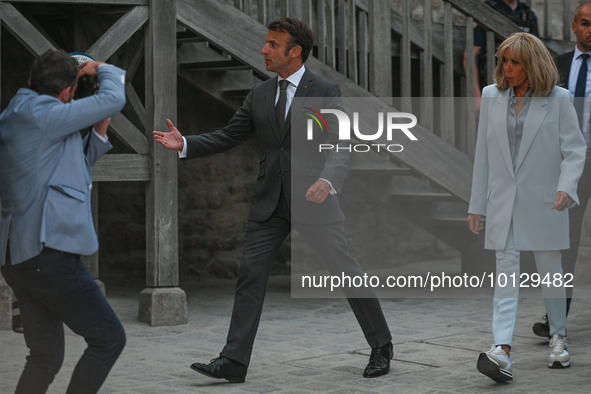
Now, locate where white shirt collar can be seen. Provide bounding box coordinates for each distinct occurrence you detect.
[278,65,306,89]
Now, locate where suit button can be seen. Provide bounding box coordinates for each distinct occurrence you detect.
[276,170,281,174]
[280,147,284,151]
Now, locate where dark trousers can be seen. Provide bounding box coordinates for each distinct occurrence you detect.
[220,193,392,366]
[1,248,126,394]
[562,155,591,315]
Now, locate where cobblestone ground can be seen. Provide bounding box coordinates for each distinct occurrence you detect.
[1,275,589,393]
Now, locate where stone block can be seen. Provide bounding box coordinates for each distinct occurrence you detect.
[138,287,188,327]
[0,276,12,331]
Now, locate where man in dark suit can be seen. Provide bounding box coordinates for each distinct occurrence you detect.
[533,1,591,338]
[153,18,393,383]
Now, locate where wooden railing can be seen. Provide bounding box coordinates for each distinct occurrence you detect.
[533,0,575,40]
[224,0,576,159]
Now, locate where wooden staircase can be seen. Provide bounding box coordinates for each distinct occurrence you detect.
[0,0,572,329]
[176,0,499,272]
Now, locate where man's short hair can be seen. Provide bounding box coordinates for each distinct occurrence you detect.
[29,50,79,96]
[574,1,591,22]
[268,18,314,63]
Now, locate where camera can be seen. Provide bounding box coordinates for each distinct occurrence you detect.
[68,52,99,100]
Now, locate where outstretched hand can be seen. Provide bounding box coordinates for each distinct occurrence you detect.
[153,119,184,151]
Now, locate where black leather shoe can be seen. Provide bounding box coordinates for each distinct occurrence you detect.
[190,356,247,383]
[533,314,551,339]
[363,342,394,378]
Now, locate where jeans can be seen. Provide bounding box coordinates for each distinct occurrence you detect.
[1,247,126,394]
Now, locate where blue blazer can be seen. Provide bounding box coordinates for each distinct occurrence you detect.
[0,65,126,265]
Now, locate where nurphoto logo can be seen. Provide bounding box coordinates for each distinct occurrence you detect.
[305,108,418,153]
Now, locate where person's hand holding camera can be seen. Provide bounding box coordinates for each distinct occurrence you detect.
[78,61,107,78]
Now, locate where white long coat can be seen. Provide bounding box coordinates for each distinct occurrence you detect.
[468,85,586,251]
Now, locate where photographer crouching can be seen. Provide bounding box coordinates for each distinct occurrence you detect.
[0,50,126,394]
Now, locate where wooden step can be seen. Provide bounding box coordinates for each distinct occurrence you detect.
[177,0,475,204]
[176,31,207,43]
[179,59,249,71]
[348,168,413,177]
[348,148,413,176]
[389,192,455,202]
[223,88,252,98]
[430,217,469,227]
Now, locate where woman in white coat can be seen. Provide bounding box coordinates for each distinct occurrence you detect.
[468,32,586,382]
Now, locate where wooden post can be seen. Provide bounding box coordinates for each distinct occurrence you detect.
[347,0,357,83]
[563,0,571,41]
[336,0,346,74]
[486,30,495,85]
[326,0,336,69]
[465,15,476,160]
[279,0,288,18]
[244,0,252,17]
[81,185,105,294]
[421,0,433,131]
[368,0,391,98]
[544,0,552,39]
[301,0,312,28]
[139,0,187,327]
[257,0,266,25]
[400,0,411,111]
[267,0,275,25]
[441,1,454,145]
[0,18,10,330]
[316,0,326,63]
[0,22,10,332]
[358,9,368,89]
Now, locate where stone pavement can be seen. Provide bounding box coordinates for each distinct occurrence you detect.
[0,274,590,393]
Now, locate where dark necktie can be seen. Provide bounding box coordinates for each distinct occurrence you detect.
[575,53,589,129]
[275,79,290,130]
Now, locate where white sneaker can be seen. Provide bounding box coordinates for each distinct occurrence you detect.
[548,334,570,368]
[477,345,513,382]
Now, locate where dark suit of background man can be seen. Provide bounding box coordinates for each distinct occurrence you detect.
[463,0,538,110]
[0,50,127,394]
[153,18,393,384]
[533,1,591,338]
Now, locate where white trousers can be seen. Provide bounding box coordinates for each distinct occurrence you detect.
[492,225,567,346]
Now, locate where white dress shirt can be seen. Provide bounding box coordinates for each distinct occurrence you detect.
[275,64,306,115]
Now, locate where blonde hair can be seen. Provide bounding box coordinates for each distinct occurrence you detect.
[494,32,558,97]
